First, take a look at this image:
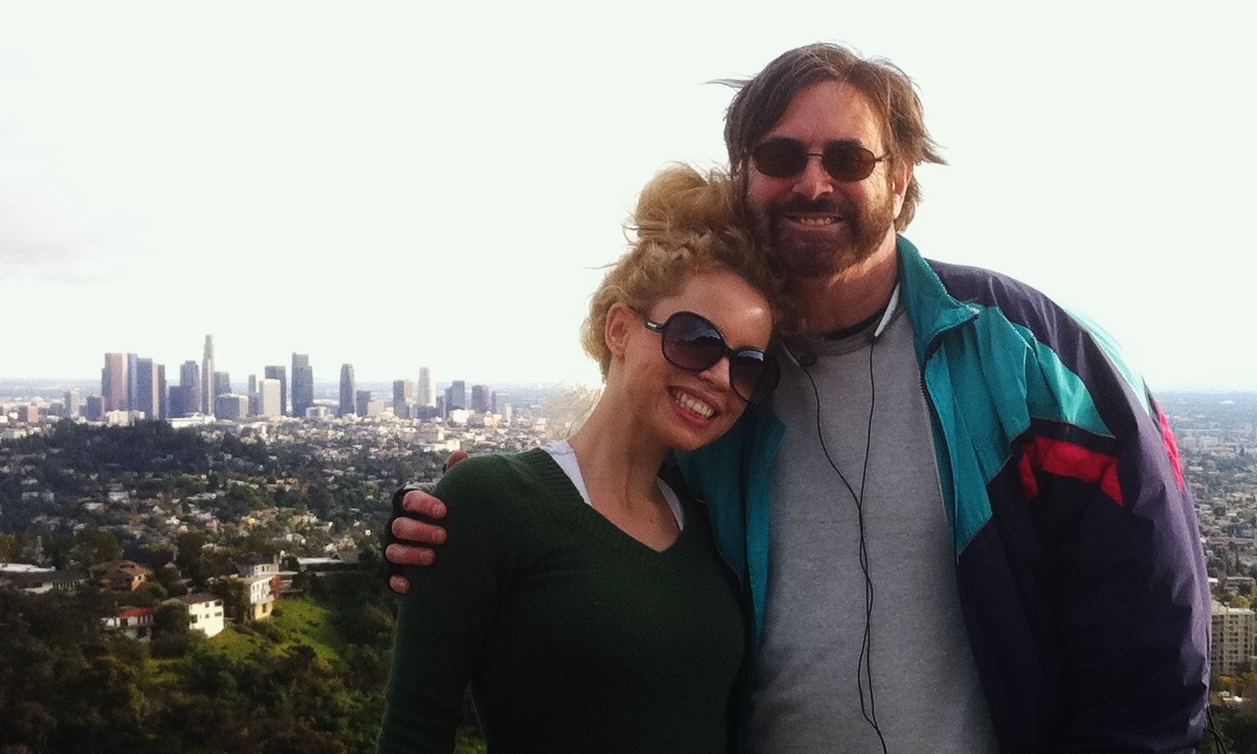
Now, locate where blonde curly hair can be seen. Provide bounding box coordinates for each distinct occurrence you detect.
[581,164,795,378]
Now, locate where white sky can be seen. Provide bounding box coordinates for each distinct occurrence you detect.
[1,1,1253,391]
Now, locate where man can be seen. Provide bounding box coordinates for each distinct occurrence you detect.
[386,44,1210,753]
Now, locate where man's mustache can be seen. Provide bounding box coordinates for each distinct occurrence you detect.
[771,197,852,216]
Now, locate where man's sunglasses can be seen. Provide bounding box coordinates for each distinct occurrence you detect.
[642,310,780,405]
[751,138,887,182]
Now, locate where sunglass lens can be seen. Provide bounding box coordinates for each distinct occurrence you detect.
[730,351,780,404]
[751,140,806,178]
[662,314,725,372]
[823,144,877,182]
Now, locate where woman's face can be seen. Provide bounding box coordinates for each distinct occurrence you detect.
[615,268,773,452]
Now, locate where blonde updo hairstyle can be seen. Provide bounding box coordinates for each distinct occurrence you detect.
[581,164,792,378]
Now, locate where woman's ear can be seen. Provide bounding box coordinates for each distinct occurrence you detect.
[604,302,636,359]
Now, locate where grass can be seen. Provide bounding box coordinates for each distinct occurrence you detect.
[210,597,342,662]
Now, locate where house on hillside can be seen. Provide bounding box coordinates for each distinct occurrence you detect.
[0,564,86,594]
[176,593,225,637]
[242,574,277,621]
[91,560,153,592]
[235,553,279,579]
[101,607,155,639]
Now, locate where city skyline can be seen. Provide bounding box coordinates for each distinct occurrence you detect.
[2,5,1255,391]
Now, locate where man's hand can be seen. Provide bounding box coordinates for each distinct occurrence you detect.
[386,489,449,595]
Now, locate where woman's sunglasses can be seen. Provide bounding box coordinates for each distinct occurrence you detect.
[750,138,887,182]
[642,310,780,405]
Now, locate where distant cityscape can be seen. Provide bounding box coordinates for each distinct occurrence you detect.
[1,334,533,430]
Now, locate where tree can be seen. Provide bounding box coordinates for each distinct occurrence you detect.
[69,527,123,567]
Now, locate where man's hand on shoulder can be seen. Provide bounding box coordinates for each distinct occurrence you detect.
[386,486,450,595]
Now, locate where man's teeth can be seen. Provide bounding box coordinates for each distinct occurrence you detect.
[797,217,835,226]
[675,391,715,418]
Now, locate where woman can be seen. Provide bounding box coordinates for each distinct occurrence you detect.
[377,165,790,753]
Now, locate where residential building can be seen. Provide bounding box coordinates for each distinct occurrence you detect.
[1212,600,1257,676]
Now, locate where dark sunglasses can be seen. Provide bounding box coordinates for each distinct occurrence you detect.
[642,310,780,404]
[751,138,887,182]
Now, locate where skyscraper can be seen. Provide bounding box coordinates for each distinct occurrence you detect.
[212,372,231,403]
[134,358,163,420]
[292,353,314,418]
[393,379,415,418]
[126,353,140,412]
[102,353,128,412]
[471,384,492,413]
[339,364,355,418]
[258,378,282,418]
[201,335,215,414]
[418,367,436,407]
[445,380,466,412]
[178,360,201,417]
[264,365,288,416]
[156,364,167,419]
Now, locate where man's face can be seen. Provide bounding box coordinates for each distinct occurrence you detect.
[745,81,905,279]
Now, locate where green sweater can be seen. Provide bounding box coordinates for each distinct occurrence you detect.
[377,448,745,754]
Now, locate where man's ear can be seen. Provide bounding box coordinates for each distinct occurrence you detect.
[891,162,913,220]
[604,302,636,359]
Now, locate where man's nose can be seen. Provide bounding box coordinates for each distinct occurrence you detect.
[792,154,834,201]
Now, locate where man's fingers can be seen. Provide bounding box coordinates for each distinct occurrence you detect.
[401,490,448,519]
[391,516,447,546]
[388,574,412,595]
[386,542,436,567]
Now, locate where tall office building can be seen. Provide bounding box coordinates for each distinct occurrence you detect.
[64,389,81,419]
[134,358,163,420]
[338,364,356,417]
[212,372,231,402]
[418,367,436,407]
[393,379,415,417]
[156,365,167,419]
[126,353,140,412]
[445,380,466,413]
[491,391,511,416]
[177,360,201,417]
[102,353,128,412]
[201,336,215,414]
[264,365,288,416]
[356,389,374,417]
[471,384,492,413]
[258,378,282,417]
[292,353,314,418]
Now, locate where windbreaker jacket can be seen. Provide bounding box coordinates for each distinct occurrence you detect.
[675,237,1211,754]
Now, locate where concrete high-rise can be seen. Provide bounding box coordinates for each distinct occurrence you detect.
[64,389,81,419]
[264,365,288,416]
[418,367,436,407]
[292,353,314,418]
[338,364,356,418]
[201,336,215,414]
[258,378,282,417]
[102,353,128,412]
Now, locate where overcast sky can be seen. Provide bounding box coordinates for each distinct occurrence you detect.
[1,1,1253,391]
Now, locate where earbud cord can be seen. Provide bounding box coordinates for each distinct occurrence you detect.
[800,327,888,754]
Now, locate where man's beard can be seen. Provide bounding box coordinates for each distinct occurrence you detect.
[755,189,897,279]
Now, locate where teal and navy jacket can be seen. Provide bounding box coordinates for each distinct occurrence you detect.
[676,237,1211,754]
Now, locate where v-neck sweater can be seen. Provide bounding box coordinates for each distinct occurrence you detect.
[378,448,745,754]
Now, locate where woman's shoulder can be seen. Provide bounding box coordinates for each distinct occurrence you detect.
[434,448,569,511]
